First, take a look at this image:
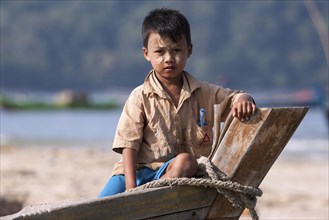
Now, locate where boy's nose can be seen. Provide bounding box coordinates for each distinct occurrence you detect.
[164,52,174,63]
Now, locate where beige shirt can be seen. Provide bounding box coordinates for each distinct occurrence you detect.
[111,70,244,175]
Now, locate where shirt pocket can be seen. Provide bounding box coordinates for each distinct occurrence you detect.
[190,122,213,157]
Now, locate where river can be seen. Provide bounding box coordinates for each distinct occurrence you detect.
[0,107,328,160]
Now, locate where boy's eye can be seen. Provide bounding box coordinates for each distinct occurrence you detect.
[155,50,163,54]
[174,49,182,52]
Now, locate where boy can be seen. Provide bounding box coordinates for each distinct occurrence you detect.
[98,8,256,197]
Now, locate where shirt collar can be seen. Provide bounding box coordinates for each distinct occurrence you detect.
[143,69,201,98]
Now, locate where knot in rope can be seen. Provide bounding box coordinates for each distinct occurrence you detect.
[130,156,262,220]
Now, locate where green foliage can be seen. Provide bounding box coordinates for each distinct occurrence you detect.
[1,0,328,91]
[0,94,118,111]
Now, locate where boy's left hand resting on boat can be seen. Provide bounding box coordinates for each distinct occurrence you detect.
[231,94,257,122]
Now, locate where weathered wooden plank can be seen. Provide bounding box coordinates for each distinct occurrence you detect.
[2,186,217,220]
[145,206,210,220]
[207,107,308,219]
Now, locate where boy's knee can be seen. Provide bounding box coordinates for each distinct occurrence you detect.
[176,153,197,165]
[173,153,198,177]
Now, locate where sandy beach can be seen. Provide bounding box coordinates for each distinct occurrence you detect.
[1,145,328,219]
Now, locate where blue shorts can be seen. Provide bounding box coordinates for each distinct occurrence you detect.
[98,159,173,197]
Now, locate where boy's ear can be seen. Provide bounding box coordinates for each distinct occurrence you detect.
[187,44,193,58]
[143,47,150,61]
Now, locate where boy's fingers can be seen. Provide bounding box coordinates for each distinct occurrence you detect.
[242,103,247,115]
[244,102,256,121]
[231,108,235,117]
[232,100,257,122]
[232,108,237,117]
[247,103,254,117]
[246,103,251,114]
[232,101,257,121]
[253,105,257,114]
[238,106,243,119]
[232,107,240,118]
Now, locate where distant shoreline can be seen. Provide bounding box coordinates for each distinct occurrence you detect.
[0,97,119,111]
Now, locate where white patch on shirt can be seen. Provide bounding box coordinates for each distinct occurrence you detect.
[154,126,167,158]
[155,126,164,139]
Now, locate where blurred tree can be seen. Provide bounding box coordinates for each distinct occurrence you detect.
[304,0,329,65]
[0,0,328,91]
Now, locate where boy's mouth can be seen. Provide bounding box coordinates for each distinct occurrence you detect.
[164,66,175,70]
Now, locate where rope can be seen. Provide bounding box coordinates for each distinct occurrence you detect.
[130,156,262,220]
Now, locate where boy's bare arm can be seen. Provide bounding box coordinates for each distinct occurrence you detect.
[231,93,257,121]
[122,148,138,191]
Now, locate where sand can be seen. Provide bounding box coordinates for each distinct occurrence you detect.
[1,145,328,219]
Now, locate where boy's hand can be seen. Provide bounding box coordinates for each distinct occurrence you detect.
[231,94,257,121]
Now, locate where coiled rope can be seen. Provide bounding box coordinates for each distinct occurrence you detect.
[130,156,262,220]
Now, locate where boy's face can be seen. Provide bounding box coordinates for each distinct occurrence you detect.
[143,32,192,82]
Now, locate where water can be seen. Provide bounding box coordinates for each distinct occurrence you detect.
[0,109,122,148]
[0,107,328,160]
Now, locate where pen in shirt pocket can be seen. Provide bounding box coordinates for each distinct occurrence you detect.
[199,108,206,127]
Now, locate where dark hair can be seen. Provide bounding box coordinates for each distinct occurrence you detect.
[142,8,192,48]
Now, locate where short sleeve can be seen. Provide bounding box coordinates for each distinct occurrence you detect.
[112,87,145,154]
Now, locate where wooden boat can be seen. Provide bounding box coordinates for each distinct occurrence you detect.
[1,107,308,220]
